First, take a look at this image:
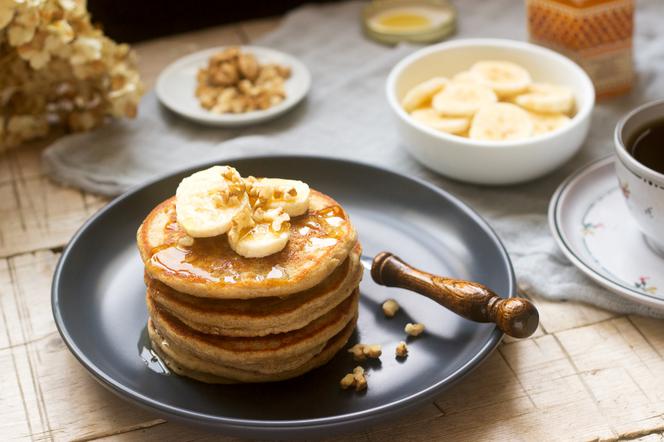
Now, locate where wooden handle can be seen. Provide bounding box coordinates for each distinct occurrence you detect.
[371,252,539,338]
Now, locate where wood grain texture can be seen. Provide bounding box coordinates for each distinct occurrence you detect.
[0,144,106,258]
[2,18,664,442]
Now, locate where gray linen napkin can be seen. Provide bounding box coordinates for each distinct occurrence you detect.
[43,0,664,317]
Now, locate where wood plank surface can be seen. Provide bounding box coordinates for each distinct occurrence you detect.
[2,17,664,442]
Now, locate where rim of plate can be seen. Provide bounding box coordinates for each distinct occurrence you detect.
[52,154,514,431]
[548,155,664,308]
[155,46,311,126]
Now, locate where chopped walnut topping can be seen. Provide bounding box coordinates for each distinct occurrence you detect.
[227,195,241,207]
[382,299,400,317]
[348,343,382,361]
[177,235,194,247]
[405,323,425,337]
[395,341,409,358]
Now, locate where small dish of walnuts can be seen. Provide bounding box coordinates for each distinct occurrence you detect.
[156,46,311,127]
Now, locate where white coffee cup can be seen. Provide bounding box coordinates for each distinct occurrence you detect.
[614,99,664,256]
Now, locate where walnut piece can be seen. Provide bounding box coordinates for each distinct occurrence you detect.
[405,323,425,337]
[339,366,367,392]
[395,341,409,358]
[238,53,259,81]
[382,299,400,317]
[353,366,367,391]
[348,343,382,361]
[339,373,355,389]
[177,235,194,247]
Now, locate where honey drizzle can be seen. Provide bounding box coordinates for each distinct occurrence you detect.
[150,245,221,282]
[149,204,346,284]
[308,205,346,240]
[299,205,346,251]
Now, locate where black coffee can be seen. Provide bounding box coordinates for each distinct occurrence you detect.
[629,119,664,174]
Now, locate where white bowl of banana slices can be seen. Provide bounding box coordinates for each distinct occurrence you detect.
[387,39,594,185]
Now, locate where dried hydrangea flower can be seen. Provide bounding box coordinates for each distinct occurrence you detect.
[0,0,144,150]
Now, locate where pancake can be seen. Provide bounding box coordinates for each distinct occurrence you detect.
[137,190,357,299]
[147,244,363,337]
[149,313,358,384]
[147,289,359,374]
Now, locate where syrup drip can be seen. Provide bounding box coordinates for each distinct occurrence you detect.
[137,325,169,375]
[310,205,346,237]
[301,205,346,251]
[150,245,220,282]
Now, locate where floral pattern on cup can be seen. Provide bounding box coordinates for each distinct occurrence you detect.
[620,180,630,199]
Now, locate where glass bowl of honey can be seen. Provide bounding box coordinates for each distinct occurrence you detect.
[362,0,457,45]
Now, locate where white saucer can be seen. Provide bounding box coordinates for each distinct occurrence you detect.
[156,46,311,127]
[549,156,664,310]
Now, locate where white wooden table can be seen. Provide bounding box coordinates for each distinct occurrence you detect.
[3,17,664,442]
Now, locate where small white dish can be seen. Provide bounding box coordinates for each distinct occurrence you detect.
[156,46,311,127]
[549,156,664,311]
[386,38,595,185]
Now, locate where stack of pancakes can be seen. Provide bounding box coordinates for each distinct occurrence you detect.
[136,190,361,383]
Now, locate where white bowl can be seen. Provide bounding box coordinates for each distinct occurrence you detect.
[386,39,595,185]
[156,46,311,127]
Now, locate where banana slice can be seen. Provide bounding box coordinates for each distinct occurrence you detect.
[515,83,575,115]
[469,103,534,141]
[245,177,310,217]
[176,166,248,238]
[529,111,571,135]
[410,108,470,134]
[470,61,532,98]
[228,205,290,258]
[452,71,480,85]
[432,83,497,117]
[401,77,448,112]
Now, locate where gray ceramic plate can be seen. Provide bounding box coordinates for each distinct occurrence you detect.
[52,155,515,438]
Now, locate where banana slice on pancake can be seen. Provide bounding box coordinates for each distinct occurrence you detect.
[514,83,575,115]
[228,204,291,258]
[469,61,532,98]
[469,102,534,141]
[175,167,312,258]
[246,177,310,216]
[176,166,248,238]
